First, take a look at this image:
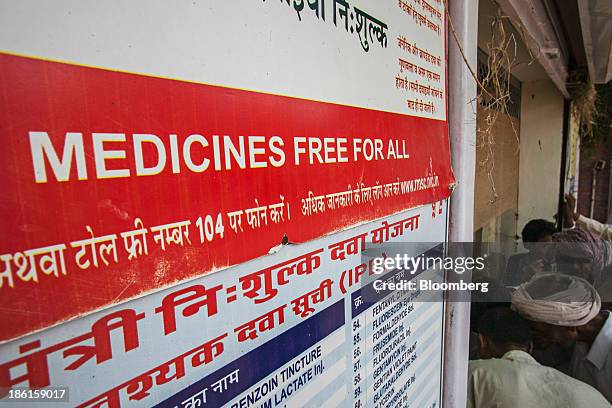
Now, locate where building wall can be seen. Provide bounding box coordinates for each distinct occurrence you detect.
[517,79,565,233]
[473,106,520,232]
[577,143,611,223]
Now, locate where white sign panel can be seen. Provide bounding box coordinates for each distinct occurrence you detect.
[0,203,448,407]
[0,0,446,120]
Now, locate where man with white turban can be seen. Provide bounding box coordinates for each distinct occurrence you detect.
[468,308,610,407]
[512,273,612,402]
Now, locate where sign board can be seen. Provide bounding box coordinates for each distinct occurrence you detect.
[0,0,453,406]
[0,203,448,407]
[0,0,452,342]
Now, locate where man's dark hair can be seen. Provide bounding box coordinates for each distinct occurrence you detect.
[477,307,532,348]
[521,219,557,243]
[470,278,511,332]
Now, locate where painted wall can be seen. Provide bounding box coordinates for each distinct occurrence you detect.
[517,79,565,233]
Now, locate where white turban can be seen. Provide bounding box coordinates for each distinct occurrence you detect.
[511,274,601,327]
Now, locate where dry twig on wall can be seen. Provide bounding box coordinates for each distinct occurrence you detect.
[571,81,598,139]
[444,0,533,204]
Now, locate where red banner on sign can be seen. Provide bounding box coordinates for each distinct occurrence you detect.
[0,53,453,341]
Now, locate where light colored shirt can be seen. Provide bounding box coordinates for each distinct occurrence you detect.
[468,350,610,408]
[570,312,612,402]
[577,215,612,241]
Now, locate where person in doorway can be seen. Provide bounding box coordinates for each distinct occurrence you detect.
[552,228,612,285]
[504,219,557,286]
[468,307,610,407]
[512,273,612,402]
[469,278,511,359]
[564,193,612,240]
[561,193,612,302]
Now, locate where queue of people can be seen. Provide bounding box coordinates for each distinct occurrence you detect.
[468,195,612,407]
